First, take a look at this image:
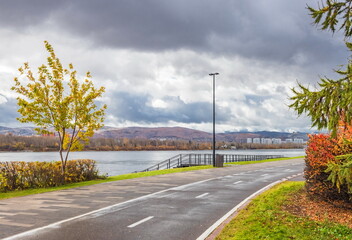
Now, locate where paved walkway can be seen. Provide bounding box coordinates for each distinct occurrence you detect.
[0,158,304,239]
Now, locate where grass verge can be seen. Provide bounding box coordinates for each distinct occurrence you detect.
[225,156,304,165]
[0,165,213,200]
[216,181,352,240]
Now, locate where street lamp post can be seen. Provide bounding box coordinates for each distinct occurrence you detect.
[209,72,219,167]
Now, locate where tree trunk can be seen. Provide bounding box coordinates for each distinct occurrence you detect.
[58,131,66,184]
[59,149,66,184]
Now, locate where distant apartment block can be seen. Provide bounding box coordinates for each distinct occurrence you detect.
[293,138,304,144]
[261,138,272,144]
[272,138,282,144]
[253,138,261,144]
[246,137,304,144]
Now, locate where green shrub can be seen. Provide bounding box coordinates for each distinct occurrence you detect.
[0,159,103,192]
[326,154,352,195]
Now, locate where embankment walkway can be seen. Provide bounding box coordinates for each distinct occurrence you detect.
[0,158,304,240]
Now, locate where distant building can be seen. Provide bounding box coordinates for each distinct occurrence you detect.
[272,138,282,144]
[261,138,272,144]
[285,138,293,143]
[253,138,261,144]
[293,138,304,144]
[247,138,252,143]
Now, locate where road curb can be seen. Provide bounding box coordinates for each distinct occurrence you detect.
[197,173,304,240]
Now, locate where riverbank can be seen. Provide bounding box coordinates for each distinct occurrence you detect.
[0,146,305,152]
[0,133,306,152]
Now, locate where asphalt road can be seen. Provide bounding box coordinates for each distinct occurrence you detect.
[1,159,304,240]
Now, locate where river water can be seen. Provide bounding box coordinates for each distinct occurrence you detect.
[0,149,305,176]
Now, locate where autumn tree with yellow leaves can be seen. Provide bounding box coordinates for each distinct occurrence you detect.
[12,41,107,175]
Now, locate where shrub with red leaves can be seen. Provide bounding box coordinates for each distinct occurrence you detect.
[305,133,352,202]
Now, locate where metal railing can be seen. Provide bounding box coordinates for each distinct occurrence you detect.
[138,153,284,172]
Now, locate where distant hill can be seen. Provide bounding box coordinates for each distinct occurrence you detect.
[0,126,309,142]
[0,126,36,136]
[94,127,214,141]
[94,126,309,142]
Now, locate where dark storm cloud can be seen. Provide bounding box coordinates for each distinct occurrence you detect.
[107,92,230,124]
[0,0,347,66]
[0,1,63,28]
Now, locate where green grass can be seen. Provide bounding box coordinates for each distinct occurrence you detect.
[216,181,352,240]
[225,156,304,165]
[0,165,213,200]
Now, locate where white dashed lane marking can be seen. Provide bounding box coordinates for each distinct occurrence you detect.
[127,216,154,228]
[195,193,209,199]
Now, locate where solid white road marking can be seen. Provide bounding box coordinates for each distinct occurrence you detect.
[233,181,243,185]
[196,172,303,240]
[195,193,209,199]
[261,174,269,177]
[3,167,304,240]
[127,216,154,228]
[3,177,218,240]
[157,192,178,199]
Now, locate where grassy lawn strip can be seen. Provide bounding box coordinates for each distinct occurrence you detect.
[225,156,304,165]
[216,181,352,240]
[0,165,213,200]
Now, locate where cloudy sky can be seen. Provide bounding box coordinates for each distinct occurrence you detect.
[0,0,348,133]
